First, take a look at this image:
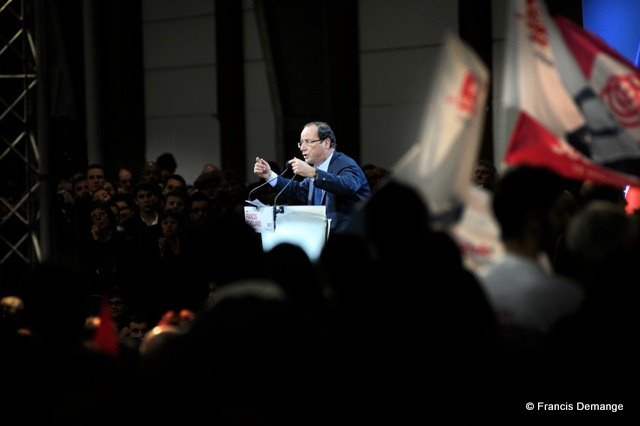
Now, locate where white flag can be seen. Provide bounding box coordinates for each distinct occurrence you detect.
[392,32,489,221]
[451,185,504,276]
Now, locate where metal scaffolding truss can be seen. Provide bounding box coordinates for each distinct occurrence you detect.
[0,0,40,266]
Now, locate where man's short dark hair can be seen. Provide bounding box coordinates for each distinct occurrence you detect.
[307,121,337,148]
[156,152,177,173]
[132,181,159,198]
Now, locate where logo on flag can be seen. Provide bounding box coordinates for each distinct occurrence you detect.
[600,74,640,128]
[446,72,479,116]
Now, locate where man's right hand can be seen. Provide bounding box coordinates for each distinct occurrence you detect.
[254,157,272,180]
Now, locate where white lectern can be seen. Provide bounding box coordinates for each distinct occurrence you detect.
[244,204,329,261]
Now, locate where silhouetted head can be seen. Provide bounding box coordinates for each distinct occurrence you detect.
[492,166,566,251]
[22,262,88,347]
[363,180,431,258]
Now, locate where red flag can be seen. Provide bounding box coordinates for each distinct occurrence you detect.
[506,112,636,188]
[93,298,120,357]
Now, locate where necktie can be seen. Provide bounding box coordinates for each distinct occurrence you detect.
[309,178,323,205]
[313,185,323,205]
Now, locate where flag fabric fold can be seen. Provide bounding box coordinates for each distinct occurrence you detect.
[391,32,489,220]
[502,0,640,187]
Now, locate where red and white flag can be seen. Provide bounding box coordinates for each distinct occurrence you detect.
[556,16,640,143]
[392,32,489,220]
[502,0,640,187]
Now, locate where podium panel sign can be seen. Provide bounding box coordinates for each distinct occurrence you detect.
[245,205,328,261]
[244,206,274,233]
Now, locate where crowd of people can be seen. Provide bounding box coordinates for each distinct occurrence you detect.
[0,121,634,423]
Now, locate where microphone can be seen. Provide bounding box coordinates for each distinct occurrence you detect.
[248,164,290,201]
[273,171,297,227]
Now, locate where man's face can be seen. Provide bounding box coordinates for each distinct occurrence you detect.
[87,168,105,192]
[299,124,330,166]
[142,162,161,184]
[135,190,157,213]
[473,165,492,186]
[163,178,185,196]
[115,201,132,222]
[118,169,133,192]
[103,181,115,195]
[74,180,90,199]
[108,297,125,317]
[90,208,110,230]
[161,216,179,237]
[128,320,148,338]
[165,195,184,212]
[190,200,208,223]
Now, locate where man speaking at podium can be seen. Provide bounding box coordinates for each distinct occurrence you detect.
[253,121,371,232]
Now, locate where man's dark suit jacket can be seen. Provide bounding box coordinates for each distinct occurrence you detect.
[274,151,371,231]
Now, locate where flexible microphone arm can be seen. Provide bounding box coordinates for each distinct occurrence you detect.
[272,172,296,228]
[248,165,290,201]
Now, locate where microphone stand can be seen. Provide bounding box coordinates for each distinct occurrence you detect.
[272,173,296,229]
[247,165,290,202]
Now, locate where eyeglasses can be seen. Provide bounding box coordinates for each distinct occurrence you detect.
[297,139,323,148]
